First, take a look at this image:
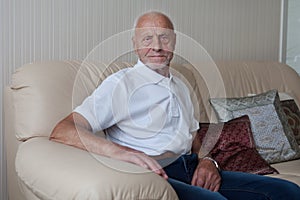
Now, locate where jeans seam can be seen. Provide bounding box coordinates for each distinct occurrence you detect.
[180,156,190,183]
[220,188,272,200]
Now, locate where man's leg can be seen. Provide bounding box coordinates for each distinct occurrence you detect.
[219,171,300,200]
[164,154,300,200]
[168,178,227,200]
[164,154,227,199]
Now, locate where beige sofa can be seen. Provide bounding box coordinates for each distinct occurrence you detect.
[4,60,300,200]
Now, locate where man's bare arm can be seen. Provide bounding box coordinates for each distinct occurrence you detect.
[50,112,109,153]
[49,112,168,179]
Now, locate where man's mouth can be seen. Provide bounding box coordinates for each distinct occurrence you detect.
[147,55,168,60]
[148,55,166,57]
[147,56,167,62]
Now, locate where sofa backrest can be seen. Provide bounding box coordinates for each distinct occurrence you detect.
[11,61,81,140]
[191,61,300,123]
[10,60,300,141]
[10,60,202,140]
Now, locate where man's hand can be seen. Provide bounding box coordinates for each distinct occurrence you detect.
[191,158,221,191]
[111,145,168,180]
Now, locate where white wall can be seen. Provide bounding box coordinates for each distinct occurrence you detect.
[0,0,283,199]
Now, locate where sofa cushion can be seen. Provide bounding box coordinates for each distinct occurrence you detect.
[210,90,300,164]
[16,137,178,200]
[267,174,300,186]
[267,159,300,186]
[196,115,278,175]
[270,159,300,176]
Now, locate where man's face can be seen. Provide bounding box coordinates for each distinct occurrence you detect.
[133,17,176,69]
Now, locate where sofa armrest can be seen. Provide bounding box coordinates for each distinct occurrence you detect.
[16,137,178,200]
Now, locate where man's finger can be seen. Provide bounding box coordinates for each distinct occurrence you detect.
[191,173,197,186]
[135,153,168,179]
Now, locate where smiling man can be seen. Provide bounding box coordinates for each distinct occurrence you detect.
[132,12,176,73]
[50,11,300,200]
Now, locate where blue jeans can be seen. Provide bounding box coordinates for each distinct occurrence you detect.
[163,153,300,200]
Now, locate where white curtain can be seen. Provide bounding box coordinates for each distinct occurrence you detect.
[286,0,300,74]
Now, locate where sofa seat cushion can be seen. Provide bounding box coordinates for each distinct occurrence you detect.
[268,159,300,186]
[270,159,300,176]
[266,173,300,186]
[15,137,178,200]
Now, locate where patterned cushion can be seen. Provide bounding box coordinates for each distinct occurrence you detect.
[196,115,278,175]
[210,90,300,164]
[281,100,300,145]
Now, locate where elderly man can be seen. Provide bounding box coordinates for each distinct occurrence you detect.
[50,11,300,199]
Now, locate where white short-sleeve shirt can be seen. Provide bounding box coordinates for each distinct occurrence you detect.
[74,60,199,156]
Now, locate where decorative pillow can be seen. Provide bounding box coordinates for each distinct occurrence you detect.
[281,100,300,145]
[210,90,300,164]
[197,115,278,175]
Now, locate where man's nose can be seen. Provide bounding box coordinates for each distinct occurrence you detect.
[151,36,162,51]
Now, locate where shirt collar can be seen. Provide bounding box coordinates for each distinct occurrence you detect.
[134,60,173,84]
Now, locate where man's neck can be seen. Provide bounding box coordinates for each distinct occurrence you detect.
[138,60,171,78]
[153,66,170,78]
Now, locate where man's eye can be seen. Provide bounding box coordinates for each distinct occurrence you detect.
[142,36,152,46]
[160,35,170,43]
[143,36,152,41]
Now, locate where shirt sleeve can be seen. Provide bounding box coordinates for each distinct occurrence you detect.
[190,117,200,132]
[74,77,119,133]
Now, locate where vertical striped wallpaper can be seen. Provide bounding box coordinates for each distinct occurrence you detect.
[0,0,283,199]
[1,0,282,84]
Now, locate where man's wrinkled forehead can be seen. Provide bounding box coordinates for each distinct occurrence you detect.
[135,27,174,37]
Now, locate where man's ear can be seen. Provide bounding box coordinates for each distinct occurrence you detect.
[172,33,177,50]
[132,36,138,54]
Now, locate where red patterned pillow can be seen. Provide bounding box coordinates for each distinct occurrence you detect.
[281,100,300,145]
[197,115,279,175]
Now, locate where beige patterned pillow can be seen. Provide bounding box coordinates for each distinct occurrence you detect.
[210,90,300,164]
